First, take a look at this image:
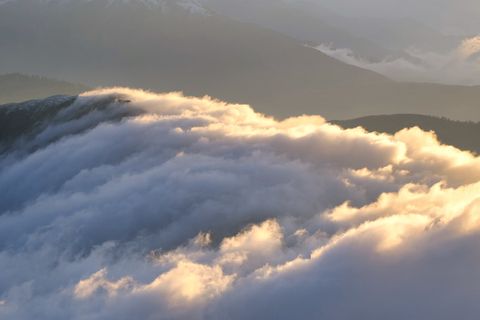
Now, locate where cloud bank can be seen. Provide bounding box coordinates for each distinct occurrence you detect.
[1,88,480,319]
[315,35,480,85]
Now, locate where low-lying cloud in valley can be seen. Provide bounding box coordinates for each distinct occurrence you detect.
[316,35,480,85]
[1,88,480,319]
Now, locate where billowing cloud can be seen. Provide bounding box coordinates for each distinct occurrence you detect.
[315,35,480,85]
[0,88,480,319]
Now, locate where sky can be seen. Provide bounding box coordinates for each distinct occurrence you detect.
[317,0,480,35]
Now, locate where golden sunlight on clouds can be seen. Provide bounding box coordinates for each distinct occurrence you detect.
[74,268,134,299]
[458,35,480,59]
[3,88,480,319]
[142,261,234,304]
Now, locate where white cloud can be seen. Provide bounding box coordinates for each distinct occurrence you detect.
[315,35,480,85]
[1,88,480,319]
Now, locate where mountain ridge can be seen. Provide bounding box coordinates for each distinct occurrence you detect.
[1,1,480,120]
[334,114,480,154]
[0,73,89,104]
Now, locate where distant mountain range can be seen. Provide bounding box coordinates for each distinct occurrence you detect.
[202,0,404,62]
[0,74,88,104]
[334,114,480,154]
[1,0,480,120]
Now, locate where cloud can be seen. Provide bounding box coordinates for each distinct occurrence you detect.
[315,35,480,85]
[459,35,480,58]
[0,87,480,319]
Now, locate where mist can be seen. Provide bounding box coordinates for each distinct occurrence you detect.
[315,35,480,85]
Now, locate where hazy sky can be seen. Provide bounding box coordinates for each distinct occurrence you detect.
[316,0,480,35]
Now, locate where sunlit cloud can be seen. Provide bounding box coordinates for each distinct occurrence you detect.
[458,35,480,58]
[1,88,480,319]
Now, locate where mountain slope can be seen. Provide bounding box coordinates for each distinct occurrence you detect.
[298,1,462,53]
[202,0,401,62]
[1,0,480,120]
[334,114,480,154]
[0,92,142,156]
[0,74,89,104]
